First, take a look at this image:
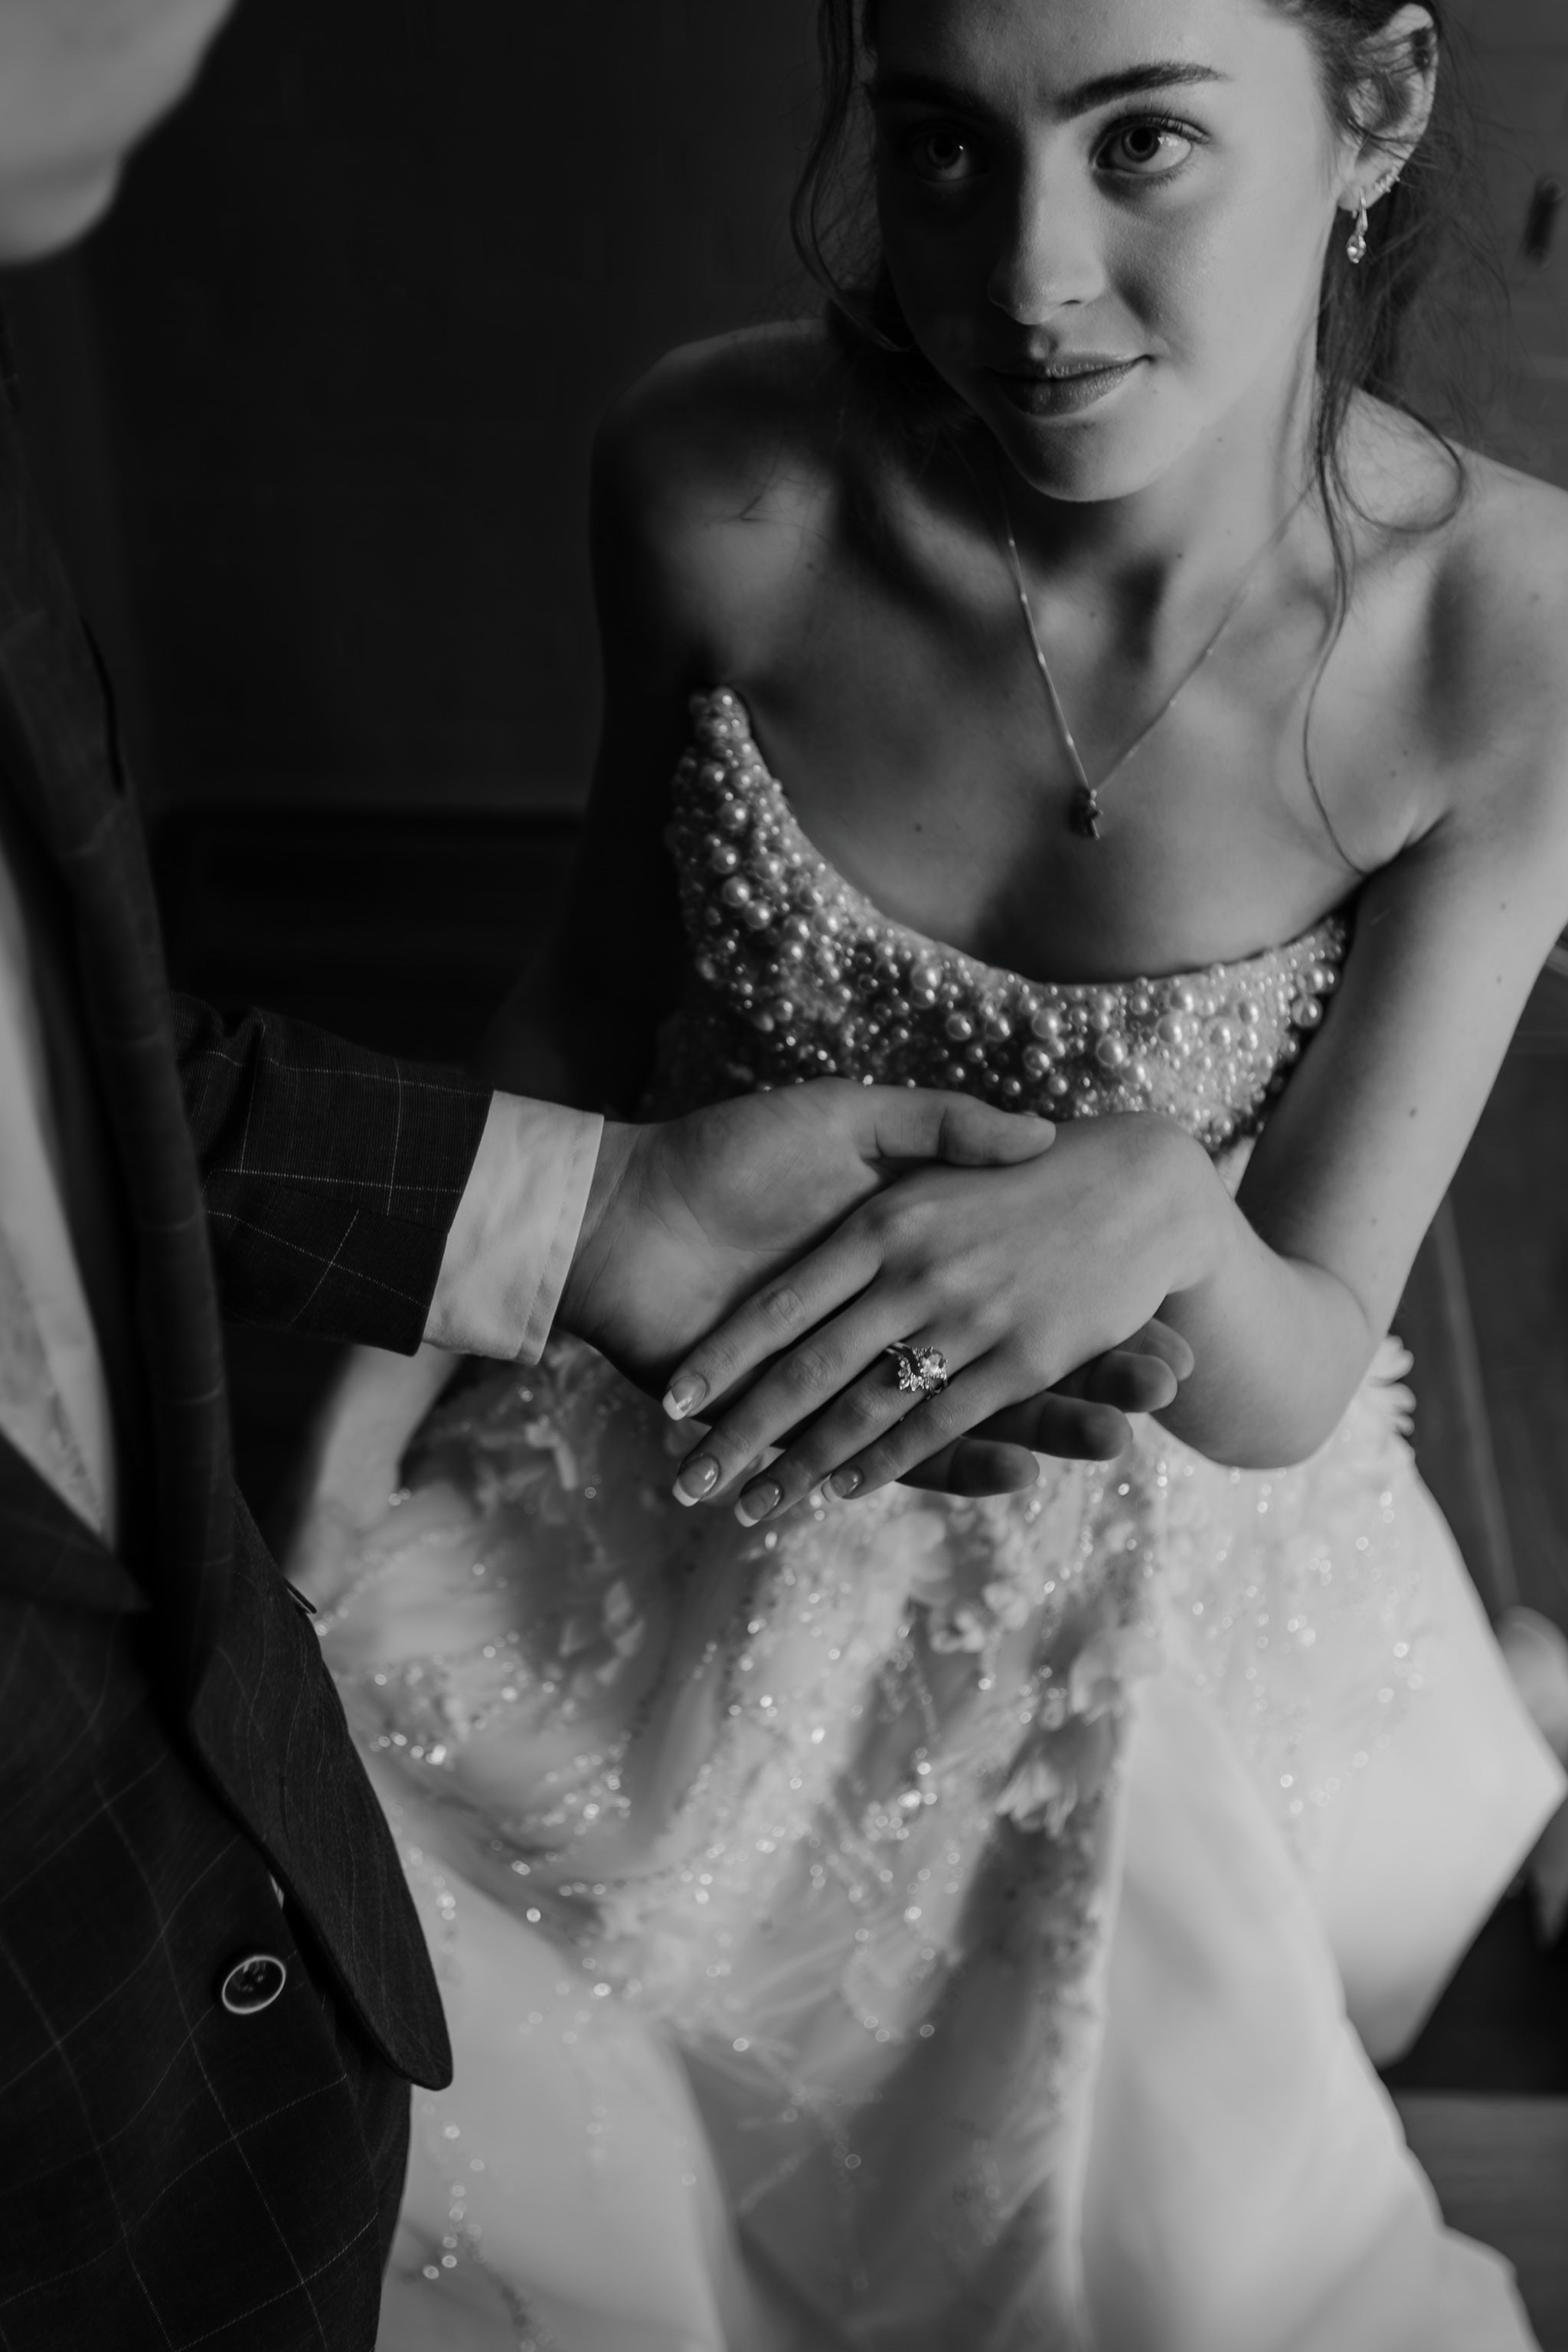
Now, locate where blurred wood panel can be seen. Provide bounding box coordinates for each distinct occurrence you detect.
[1450,0,1568,484]
[1439,962,1568,1625]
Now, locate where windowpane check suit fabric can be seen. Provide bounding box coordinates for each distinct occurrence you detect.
[0,328,495,2347]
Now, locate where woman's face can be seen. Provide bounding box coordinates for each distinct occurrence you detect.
[871,0,1352,502]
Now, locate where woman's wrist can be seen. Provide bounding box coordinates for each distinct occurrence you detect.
[1122,1112,1232,1299]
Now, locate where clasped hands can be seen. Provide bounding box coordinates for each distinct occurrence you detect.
[558,1079,1197,1513]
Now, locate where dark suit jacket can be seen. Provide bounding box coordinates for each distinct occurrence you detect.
[0,339,494,2345]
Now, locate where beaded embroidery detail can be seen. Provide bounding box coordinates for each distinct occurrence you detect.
[655,687,1349,1152]
[313,688,1445,2338]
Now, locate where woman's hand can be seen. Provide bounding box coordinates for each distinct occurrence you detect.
[664,1112,1221,1521]
[557,1080,1058,1390]
[894,1316,1196,1495]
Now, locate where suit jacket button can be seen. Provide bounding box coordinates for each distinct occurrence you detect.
[220,1954,288,2015]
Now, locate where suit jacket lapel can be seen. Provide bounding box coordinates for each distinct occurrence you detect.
[0,1426,149,1615]
[0,365,233,1694]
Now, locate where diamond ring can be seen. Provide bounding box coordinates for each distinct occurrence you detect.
[883,1342,950,1400]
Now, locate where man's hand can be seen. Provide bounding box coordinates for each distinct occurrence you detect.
[555,1084,1190,1498]
[660,1111,1216,1518]
[557,1081,1056,1390]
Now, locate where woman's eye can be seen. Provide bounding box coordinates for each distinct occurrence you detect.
[906,126,982,185]
[1097,120,1196,178]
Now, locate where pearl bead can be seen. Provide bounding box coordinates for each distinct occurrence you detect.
[664,688,1347,1165]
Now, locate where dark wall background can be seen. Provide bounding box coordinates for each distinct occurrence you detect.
[5,0,815,817]
[0,0,1563,822]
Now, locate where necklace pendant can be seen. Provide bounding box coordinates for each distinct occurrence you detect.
[1073,786,1103,841]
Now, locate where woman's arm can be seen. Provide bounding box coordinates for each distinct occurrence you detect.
[662,505,1568,1512]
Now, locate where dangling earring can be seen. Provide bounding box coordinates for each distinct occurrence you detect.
[1345,168,1400,266]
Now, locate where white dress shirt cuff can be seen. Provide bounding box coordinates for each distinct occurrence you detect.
[424,1095,603,1361]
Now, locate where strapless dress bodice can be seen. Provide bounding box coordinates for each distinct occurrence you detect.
[651,688,1349,1149]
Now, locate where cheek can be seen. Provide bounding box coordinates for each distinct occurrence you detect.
[1123,172,1331,382]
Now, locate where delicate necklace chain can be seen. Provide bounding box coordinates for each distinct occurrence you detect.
[998,481,1305,840]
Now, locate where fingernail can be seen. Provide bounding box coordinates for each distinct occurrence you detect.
[734,1479,782,1527]
[663,1374,707,1422]
[674,1455,720,1505]
[828,1468,863,1499]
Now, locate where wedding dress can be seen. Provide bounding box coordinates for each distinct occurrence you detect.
[312,690,1565,2351]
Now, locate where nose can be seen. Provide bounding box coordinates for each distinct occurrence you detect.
[986,164,1106,321]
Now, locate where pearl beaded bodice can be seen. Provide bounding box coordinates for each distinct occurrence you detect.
[652,688,1348,1152]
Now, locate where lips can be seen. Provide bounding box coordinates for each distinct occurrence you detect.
[988,355,1144,417]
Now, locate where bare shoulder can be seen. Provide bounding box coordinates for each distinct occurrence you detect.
[598,320,844,511]
[1426,447,1568,825]
[593,321,852,668]
[1440,442,1568,629]
[1357,407,1568,845]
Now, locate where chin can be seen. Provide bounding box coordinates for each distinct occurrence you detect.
[976,400,1191,509]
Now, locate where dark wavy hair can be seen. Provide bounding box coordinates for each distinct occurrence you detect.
[792,0,1488,567]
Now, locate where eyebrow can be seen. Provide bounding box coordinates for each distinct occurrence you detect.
[867,61,1228,122]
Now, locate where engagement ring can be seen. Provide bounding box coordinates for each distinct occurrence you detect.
[884,1342,950,1400]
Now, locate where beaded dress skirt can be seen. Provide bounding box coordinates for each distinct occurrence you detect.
[319,692,1563,2352]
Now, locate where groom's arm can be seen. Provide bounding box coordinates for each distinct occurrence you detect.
[172,997,600,1357]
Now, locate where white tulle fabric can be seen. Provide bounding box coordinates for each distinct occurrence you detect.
[322,694,1564,2350]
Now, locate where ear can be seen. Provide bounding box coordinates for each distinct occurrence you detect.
[1341,4,1439,207]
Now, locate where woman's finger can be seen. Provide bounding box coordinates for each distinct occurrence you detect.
[662,1220,886,1429]
[671,1290,928,1504]
[718,1360,1005,1517]
[725,1328,979,1523]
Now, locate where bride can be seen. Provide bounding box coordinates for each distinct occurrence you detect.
[292,0,1568,2342]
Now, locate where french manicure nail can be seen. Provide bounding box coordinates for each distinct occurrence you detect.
[663,1374,707,1421]
[734,1481,782,1527]
[674,1455,720,1505]
[828,1468,863,1499]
